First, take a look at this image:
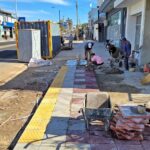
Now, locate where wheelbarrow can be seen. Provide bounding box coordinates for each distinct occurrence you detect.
[80,92,112,131]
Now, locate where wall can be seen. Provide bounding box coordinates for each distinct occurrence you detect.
[0,15,3,22]
[125,0,146,50]
[88,8,98,40]
[141,0,150,65]
[94,24,99,41]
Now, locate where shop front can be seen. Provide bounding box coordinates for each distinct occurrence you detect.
[2,21,14,39]
[107,8,126,47]
[114,0,149,65]
[99,0,126,46]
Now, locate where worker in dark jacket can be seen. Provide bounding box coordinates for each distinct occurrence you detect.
[121,37,131,70]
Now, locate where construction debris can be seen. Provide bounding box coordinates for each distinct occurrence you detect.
[28,58,52,68]
[141,74,150,85]
[110,105,150,141]
[106,68,124,74]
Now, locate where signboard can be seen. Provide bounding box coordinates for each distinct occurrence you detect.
[18,17,26,22]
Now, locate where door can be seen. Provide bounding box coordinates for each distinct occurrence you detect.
[135,14,142,50]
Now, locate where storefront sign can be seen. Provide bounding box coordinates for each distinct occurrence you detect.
[18,17,26,22]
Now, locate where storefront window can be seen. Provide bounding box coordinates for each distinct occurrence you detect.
[109,11,121,26]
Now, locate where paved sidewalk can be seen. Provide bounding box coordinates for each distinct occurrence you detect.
[0,38,15,43]
[14,41,150,150]
[0,62,27,86]
[14,62,150,150]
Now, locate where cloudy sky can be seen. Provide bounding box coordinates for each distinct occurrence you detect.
[0,0,97,24]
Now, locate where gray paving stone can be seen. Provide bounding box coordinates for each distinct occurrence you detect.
[74,84,86,89]
[71,103,83,112]
[14,143,41,150]
[46,117,68,131]
[72,93,86,99]
[58,92,72,99]
[68,120,86,131]
[39,145,65,150]
[56,96,71,106]
[63,83,74,88]
[54,103,70,112]
[61,88,73,94]
[45,129,67,137]
[52,110,70,117]
[41,134,67,146]
[75,79,86,82]
[75,74,85,77]
[65,143,91,150]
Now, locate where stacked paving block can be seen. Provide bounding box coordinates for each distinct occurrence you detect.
[110,105,150,141]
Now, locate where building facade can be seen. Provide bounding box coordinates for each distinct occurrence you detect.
[99,0,126,46]
[114,0,150,65]
[88,8,99,40]
[0,9,16,39]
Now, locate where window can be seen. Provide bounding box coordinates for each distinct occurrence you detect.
[108,11,121,26]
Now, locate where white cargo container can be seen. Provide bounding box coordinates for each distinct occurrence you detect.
[18,29,41,62]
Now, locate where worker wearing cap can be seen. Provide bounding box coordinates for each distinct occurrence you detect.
[84,41,94,61]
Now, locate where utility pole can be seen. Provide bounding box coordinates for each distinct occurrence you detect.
[59,10,61,23]
[76,0,79,40]
[15,0,18,20]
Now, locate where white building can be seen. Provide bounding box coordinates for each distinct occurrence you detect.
[0,9,16,38]
[114,0,150,65]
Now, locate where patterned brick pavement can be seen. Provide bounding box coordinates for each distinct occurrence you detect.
[15,64,150,150]
[67,65,150,150]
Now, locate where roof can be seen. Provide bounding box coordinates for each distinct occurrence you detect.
[0,9,12,16]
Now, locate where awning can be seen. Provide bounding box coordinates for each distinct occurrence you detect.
[2,22,14,28]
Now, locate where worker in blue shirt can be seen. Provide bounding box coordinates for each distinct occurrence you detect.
[121,37,131,70]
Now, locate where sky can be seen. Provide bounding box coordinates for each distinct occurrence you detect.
[0,0,97,25]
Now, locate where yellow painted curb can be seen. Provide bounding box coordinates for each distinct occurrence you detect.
[19,66,68,143]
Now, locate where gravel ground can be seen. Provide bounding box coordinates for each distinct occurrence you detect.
[0,59,65,150]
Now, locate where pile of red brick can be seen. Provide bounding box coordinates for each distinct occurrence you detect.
[110,106,149,141]
[144,63,150,72]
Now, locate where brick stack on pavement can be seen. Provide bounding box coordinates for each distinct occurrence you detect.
[110,105,150,141]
